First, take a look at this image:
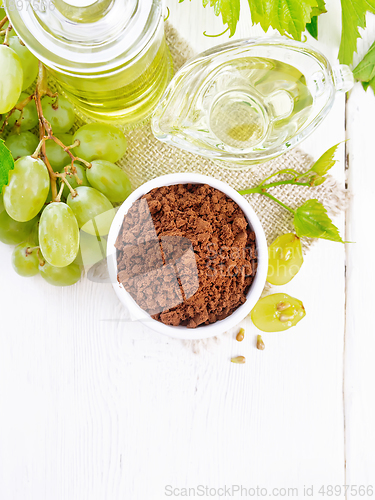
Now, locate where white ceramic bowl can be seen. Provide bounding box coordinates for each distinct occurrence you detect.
[107,173,268,339]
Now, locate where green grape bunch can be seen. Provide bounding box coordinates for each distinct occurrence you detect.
[0,13,131,287]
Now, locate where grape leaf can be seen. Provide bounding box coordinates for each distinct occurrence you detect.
[179,0,241,37]
[338,0,375,65]
[361,78,375,92]
[309,142,341,176]
[247,0,319,41]
[180,0,326,40]
[294,199,343,242]
[353,40,375,83]
[369,78,375,92]
[209,0,241,36]
[311,0,327,16]
[306,0,327,39]
[311,175,326,186]
[306,16,318,39]
[0,140,14,193]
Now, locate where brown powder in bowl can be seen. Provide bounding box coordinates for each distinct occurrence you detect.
[115,184,257,328]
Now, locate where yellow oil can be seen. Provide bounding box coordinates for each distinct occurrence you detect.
[53,34,173,126]
[227,123,264,144]
[210,58,314,150]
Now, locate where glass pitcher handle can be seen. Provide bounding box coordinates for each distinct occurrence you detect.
[332,65,354,92]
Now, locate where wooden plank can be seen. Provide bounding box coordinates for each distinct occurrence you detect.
[345,13,375,499]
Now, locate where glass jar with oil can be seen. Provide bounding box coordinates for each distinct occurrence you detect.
[5,0,173,126]
[152,37,354,168]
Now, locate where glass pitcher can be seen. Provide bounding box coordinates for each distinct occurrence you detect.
[152,37,354,168]
[5,0,173,126]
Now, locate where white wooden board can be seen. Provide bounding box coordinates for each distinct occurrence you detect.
[0,0,372,498]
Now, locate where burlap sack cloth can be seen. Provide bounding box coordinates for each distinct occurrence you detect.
[71,23,346,349]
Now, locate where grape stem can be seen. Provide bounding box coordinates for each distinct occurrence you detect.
[0,16,8,30]
[15,95,34,110]
[203,26,230,37]
[262,192,296,214]
[3,24,12,46]
[239,185,295,213]
[34,63,59,202]
[26,246,40,255]
[37,249,45,267]
[238,172,319,215]
[66,139,80,151]
[49,134,91,168]
[51,95,60,110]
[164,7,170,22]
[55,180,65,202]
[57,173,77,199]
[258,168,301,186]
[2,94,34,133]
[0,117,7,134]
[240,179,311,193]
[13,94,34,132]
[33,62,90,202]
[32,138,46,159]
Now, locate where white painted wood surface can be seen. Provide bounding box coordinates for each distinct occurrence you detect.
[0,1,373,498]
[345,12,375,499]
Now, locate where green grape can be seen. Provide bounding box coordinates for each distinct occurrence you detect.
[44,185,54,204]
[6,93,38,131]
[8,37,38,91]
[3,156,50,221]
[86,160,132,203]
[75,230,107,267]
[45,133,74,170]
[39,202,79,267]
[12,241,39,277]
[29,218,39,245]
[0,211,37,245]
[59,162,90,198]
[251,293,306,332]
[41,95,75,133]
[67,186,115,236]
[0,45,23,114]
[267,233,304,285]
[39,261,81,286]
[73,123,127,163]
[5,131,39,160]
